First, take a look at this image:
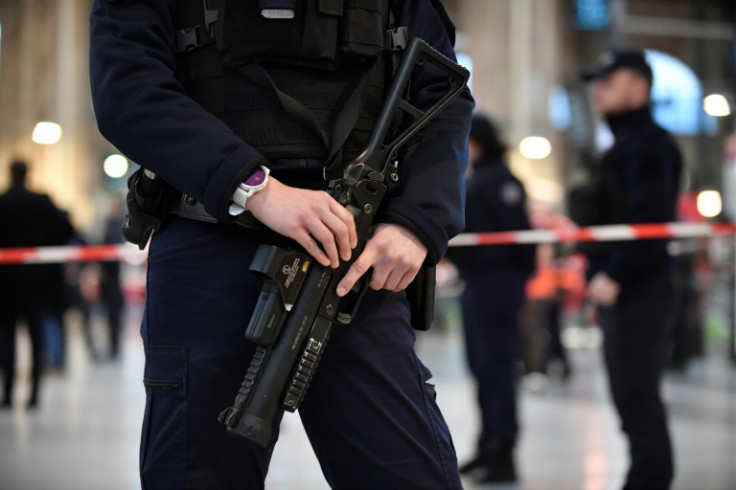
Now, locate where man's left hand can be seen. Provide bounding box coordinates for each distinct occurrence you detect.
[588,272,620,307]
[336,223,427,297]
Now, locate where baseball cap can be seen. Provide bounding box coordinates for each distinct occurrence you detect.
[581,48,653,85]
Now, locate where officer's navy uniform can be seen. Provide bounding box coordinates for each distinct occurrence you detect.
[447,145,535,481]
[577,105,682,490]
[90,0,473,488]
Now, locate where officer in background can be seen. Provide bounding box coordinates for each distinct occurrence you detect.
[98,199,126,361]
[0,160,75,408]
[575,49,682,490]
[89,1,473,488]
[446,114,535,484]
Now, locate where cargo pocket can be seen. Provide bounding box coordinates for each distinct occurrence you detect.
[140,344,188,490]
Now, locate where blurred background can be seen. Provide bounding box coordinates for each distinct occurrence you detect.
[0,1,734,489]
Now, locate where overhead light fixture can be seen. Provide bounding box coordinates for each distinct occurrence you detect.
[703,94,731,118]
[103,154,129,179]
[696,190,722,218]
[32,121,62,145]
[519,136,552,160]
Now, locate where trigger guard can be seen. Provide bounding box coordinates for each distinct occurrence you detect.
[335,275,370,325]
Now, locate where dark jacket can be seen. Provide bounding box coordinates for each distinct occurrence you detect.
[0,185,75,313]
[576,106,682,284]
[447,155,535,282]
[89,0,474,264]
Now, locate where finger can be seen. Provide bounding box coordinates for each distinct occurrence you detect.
[295,230,331,267]
[368,257,392,291]
[380,266,407,292]
[386,262,420,292]
[336,250,374,297]
[321,211,352,262]
[308,220,340,268]
[330,200,358,249]
[396,269,418,292]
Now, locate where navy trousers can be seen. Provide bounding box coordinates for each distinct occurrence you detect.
[0,312,44,404]
[459,272,526,447]
[599,270,675,490]
[139,217,462,489]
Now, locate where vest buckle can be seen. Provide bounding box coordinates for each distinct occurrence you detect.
[385,27,409,52]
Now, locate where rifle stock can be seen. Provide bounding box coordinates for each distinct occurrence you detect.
[218,38,469,447]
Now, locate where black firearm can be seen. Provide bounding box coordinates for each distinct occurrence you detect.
[218,37,470,447]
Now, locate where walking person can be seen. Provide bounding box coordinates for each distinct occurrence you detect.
[0,160,75,408]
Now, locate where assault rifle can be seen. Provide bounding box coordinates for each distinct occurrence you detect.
[218,37,469,447]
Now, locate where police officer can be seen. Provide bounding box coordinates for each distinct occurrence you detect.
[577,48,682,490]
[446,114,535,484]
[89,1,473,488]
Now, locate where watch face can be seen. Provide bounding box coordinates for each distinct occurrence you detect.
[245,169,266,187]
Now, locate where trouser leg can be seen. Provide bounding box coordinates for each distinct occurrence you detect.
[106,294,124,358]
[139,220,279,489]
[0,315,16,404]
[299,289,462,490]
[599,272,675,490]
[27,314,45,405]
[460,289,520,446]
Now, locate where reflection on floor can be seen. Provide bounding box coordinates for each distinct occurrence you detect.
[1,308,734,490]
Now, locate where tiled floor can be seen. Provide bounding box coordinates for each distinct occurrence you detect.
[1,307,734,490]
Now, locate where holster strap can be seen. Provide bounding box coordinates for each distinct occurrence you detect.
[169,193,264,230]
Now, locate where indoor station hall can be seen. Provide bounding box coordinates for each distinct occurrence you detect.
[0,301,734,490]
[1,1,736,489]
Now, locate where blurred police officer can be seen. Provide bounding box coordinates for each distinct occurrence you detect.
[89,1,473,488]
[446,114,535,484]
[0,161,75,408]
[577,48,682,490]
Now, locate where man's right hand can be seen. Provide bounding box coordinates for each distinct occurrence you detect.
[246,176,357,268]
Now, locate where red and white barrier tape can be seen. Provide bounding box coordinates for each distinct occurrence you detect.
[449,222,736,247]
[0,244,147,265]
[1,222,735,265]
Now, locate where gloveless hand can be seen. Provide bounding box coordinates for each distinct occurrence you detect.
[246,176,357,268]
[588,272,621,307]
[336,223,427,297]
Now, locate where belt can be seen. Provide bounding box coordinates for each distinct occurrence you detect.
[168,192,264,230]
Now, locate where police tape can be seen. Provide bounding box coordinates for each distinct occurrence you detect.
[1,222,736,265]
[448,222,736,247]
[0,244,147,266]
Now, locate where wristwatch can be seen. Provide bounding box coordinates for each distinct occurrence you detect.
[228,165,270,216]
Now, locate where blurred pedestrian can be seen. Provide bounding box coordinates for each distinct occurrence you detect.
[41,213,72,372]
[0,160,75,408]
[99,198,126,360]
[446,114,536,484]
[574,48,682,490]
[62,235,96,361]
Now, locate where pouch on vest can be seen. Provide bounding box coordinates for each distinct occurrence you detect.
[216,0,386,69]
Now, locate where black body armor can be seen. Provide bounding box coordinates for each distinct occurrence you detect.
[174,0,405,170]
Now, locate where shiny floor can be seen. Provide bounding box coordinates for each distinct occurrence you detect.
[1,308,734,490]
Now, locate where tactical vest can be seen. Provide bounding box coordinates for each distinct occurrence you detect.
[174,0,407,173]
